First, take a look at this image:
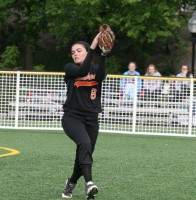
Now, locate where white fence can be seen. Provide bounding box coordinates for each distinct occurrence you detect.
[0,71,196,137]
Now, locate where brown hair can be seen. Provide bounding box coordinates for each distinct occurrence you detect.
[186,71,191,78]
[128,61,137,68]
[71,41,90,52]
[145,64,158,75]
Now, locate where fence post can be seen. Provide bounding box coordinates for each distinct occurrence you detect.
[132,76,138,133]
[188,78,194,136]
[15,71,20,128]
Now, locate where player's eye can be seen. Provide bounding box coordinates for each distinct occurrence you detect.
[71,51,75,55]
[77,49,82,53]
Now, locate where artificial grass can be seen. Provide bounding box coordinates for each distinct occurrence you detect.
[0,129,196,200]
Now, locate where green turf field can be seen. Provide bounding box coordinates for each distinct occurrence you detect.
[0,129,196,200]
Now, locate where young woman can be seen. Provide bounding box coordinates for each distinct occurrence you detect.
[61,33,106,199]
[143,64,162,101]
[119,62,142,101]
[175,65,193,100]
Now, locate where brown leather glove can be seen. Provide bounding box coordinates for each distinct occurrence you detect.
[98,24,115,56]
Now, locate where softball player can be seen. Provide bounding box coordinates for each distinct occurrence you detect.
[61,33,106,199]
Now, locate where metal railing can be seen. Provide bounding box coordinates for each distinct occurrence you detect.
[0,71,196,137]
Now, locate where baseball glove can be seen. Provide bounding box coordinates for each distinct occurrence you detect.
[98,24,115,56]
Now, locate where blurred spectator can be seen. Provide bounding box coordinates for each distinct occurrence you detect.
[175,65,193,101]
[120,62,142,101]
[162,75,179,107]
[143,64,162,101]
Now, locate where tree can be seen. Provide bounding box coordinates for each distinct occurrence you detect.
[0,45,20,69]
[1,0,196,74]
[0,0,48,69]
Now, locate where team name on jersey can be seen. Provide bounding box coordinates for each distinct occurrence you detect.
[74,73,98,87]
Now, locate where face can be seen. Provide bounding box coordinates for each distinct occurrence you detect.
[71,44,88,64]
[149,66,156,74]
[181,65,188,74]
[128,63,136,73]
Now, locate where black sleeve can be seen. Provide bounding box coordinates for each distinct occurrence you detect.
[64,49,94,77]
[95,55,106,82]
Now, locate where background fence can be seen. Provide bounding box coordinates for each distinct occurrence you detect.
[0,71,196,137]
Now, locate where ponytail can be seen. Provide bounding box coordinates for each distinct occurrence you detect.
[186,71,191,78]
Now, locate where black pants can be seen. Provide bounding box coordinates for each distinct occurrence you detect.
[62,112,99,182]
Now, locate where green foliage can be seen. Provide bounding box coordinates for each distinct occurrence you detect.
[0,46,20,69]
[1,130,196,200]
[106,55,122,74]
[0,0,196,73]
[33,64,45,72]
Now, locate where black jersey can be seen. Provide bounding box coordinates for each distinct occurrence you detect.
[63,49,106,114]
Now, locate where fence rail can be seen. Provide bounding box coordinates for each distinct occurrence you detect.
[0,71,196,137]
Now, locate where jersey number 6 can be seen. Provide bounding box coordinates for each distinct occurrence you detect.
[90,88,97,100]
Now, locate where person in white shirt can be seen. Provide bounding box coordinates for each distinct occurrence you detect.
[143,64,162,102]
[175,65,193,101]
